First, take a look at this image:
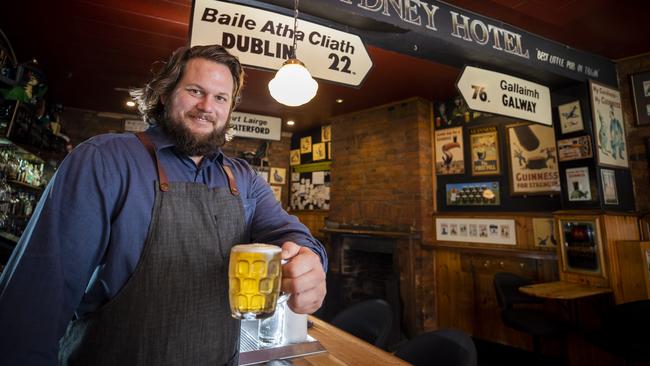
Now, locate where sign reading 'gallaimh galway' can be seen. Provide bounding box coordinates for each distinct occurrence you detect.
[456,66,552,126]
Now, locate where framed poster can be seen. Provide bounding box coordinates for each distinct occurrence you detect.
[321,125,332,142]
[446,181,500,206]
[436,217,516,245]
[312,142,326,161]
[269,167,286,184]
[590,80,628,168]
[557,135,593,162]
[290,149,301,166]
[435,127,465,175]
[469,126,500,176]
[506,123,561,195]
[558,100,584,134]
[600,168,619,205]
[532,218,557,247]
[300,136,312,154]
[565,167,592,201]
[631,71,650,126]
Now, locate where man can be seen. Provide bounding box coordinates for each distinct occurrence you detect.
[0,45,327,365]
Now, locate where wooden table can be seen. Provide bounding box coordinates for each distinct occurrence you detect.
[289,316,409,366]
[519,281,612,300]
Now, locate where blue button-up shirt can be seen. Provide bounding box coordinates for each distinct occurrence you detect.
[0,126,326,364]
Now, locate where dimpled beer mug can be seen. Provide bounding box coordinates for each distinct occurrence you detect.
[229,243,283,320]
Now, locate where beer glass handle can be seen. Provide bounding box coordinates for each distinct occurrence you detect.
[279,259,291,303]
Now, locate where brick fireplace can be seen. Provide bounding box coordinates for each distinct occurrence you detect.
[322,97,437,336]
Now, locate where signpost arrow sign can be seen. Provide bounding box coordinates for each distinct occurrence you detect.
[456,66,552,126]
[191,0,373,87]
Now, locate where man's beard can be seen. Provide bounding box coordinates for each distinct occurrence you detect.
[160,107,229,157]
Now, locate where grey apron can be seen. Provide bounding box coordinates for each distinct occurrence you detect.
[60,132,246,365]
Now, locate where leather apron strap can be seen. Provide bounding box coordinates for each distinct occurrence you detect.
[135,131,239,196]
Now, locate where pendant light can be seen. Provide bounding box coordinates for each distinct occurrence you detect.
[268,0,318,107]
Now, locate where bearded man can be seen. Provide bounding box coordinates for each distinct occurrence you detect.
[0,45,327,366]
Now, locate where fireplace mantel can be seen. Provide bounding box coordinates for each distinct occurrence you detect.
[322,227,420,240]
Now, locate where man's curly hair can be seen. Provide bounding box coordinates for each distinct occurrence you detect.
[130,45,245,125]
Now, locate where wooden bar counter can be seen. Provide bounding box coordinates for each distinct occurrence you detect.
[292,316,409,366]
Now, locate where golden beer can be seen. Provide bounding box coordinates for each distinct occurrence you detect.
[228,244,282,320]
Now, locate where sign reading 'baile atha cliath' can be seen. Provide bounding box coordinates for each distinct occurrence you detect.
[190,0,373,87]
[456,66,552,126]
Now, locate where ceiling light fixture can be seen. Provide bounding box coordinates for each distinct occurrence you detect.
[268,0,318,107]
[286,120,295,126]
[125,100,136,107]
[335,98,344,104]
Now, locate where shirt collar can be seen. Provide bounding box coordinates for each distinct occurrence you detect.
[145,125,224,165]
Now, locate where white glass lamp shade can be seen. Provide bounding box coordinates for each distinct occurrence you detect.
[268,59,318,107]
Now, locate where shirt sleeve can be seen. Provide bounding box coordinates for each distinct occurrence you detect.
[0,142,115,365]
[244,163,328,271]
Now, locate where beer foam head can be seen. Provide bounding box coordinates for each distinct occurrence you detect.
[231,243,281,254]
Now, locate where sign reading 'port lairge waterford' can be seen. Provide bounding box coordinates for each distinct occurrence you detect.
[190,0,373,87]
[230,111,282,141]
[457,66,552,126]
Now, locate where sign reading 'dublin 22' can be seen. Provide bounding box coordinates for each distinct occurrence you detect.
[190,0,373,87]
[230,111,282,141]
[457,66,552,126]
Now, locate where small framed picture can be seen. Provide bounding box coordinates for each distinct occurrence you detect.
[557,135,593,162]
[532,218,557,247]
[312,142,326,161]
[600,168,618,205]
[469,126,500,176]
[565,167,592,202]
[446,181,500,206]
[435,127,465,175]
[300,136,312,154]
[590,80,628,168]
[631,71,650,126]
[269,167,286,185]
[290,149,301,166]
[558,100,584,134]
[321,125,331,142]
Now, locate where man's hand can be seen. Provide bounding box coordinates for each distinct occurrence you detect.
[280,241,326,314]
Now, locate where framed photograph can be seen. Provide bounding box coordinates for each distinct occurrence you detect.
[312,142,326,161]
[435,127,465,175]
[631,71,650,126]
[446,181,500,206]
[506,123,561,195]
[557,135,593,162]
[532,218,557,247]
[269,167,286,185]
[271,185,282,202]
[590,80,628,168]
[300,136,312,154]
[600,168,619,205]
[290,149,301,166]
[469,126,500,176]
[565,167,592,201]
[558,100,584,134]
[436,217,516,245]
[558,217,606,278]
[321,125,332,142]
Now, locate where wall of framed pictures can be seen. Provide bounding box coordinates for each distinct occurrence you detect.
[435,113,562,212]
[435,80,636,212]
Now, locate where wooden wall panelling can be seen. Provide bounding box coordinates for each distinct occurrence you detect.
[616,240,649,302]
